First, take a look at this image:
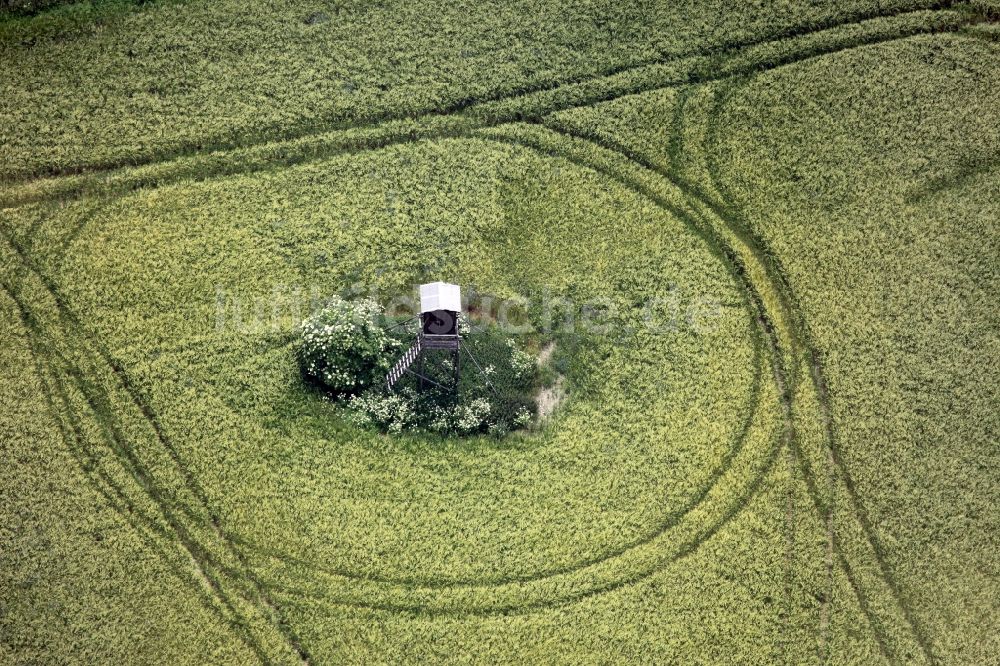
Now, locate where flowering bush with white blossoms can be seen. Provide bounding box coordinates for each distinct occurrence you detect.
[347,390,417,434]
[297,296,401,397]
[348,390,497,436]
[507,338,535,380]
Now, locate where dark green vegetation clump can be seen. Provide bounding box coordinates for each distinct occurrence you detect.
[297,302,542,436]
[349,321,540,436]
[1,0,95,17]
[1,0,998,664]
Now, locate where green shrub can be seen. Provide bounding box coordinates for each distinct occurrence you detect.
[296,296,401,397]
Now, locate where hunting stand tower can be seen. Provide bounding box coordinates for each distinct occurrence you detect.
[386,282,462,392]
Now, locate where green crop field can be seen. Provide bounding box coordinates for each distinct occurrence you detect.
[1,0,998,663]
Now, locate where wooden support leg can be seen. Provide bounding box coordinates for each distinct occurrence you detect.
[418,351,424,392]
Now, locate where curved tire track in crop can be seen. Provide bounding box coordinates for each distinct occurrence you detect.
[8,7,969,213]
[0,283,289,665]
[547,63,940,660]
[503,120,813,610]
[0,280,283,663]
[694,81,840,664]
[0,2,966,206]
[657,81,806,660]
[265,433,781,618]
[700,78,938,663]
[698,80,846,663]
[0,231,312,664]
[536,71,938,661]
[6,151,776,626]
[1,283,222,601]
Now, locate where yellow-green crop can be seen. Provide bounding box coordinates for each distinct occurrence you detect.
[1,0,997,663]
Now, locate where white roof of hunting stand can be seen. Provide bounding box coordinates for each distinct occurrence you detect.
[419,282,462,313]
